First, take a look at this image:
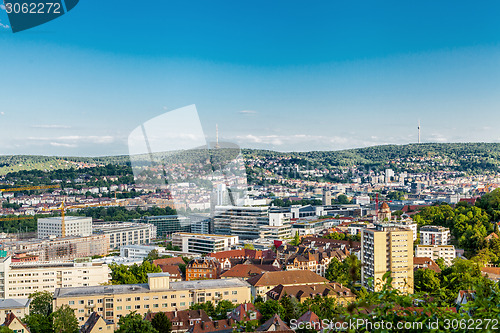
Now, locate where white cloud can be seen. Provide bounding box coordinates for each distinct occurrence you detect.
[0,22,9,29]
[31,124,72,129]
[27,135,116,145]
[0,112,4,116]
[0,4,5,10]
[238,110,258,115]
[234,134,349,147]
[50,142,77,148]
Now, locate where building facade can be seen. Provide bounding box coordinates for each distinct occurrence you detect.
[0,299,30,324]
[171,233,239,254]
[0,256,109,299]
[213,206,269,239]
[53,273,251,326]
[1,234,110,261]
[419,226,451,246]
[37,216,92,238]
[135,215,191,238]
[415,245,456,266]
[186,257,221,281]
[361,224,414,294]
[93,222,156,249]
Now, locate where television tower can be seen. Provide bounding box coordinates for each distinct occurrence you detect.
[215,124,220,148]
[418,120,421,144]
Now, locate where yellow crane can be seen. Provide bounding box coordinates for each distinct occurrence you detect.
[43,200,123,237]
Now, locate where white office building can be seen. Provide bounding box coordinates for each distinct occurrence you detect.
[93,222,156,249]
[37,216,92,238]
[172,232,239,254]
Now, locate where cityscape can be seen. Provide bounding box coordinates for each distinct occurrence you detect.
[2,1,500,333]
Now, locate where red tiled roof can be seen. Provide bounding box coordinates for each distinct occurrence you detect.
[220,264,281,279]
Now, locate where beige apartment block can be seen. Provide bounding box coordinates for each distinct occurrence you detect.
[415,244,456,266]
[361,225,414,294]
[0,298,30,323]
[0,256,109,299]
[54,273,251,326]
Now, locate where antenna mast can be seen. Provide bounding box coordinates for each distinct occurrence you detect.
[418,120,421,144]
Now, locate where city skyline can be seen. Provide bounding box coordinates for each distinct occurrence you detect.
[1,1,500,156]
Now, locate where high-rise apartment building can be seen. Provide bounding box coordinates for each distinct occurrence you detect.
[361,224,414,294]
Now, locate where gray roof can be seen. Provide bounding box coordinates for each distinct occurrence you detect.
[0,298,30,310]
[54,278,250,298]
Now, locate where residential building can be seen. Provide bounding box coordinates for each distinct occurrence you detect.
[93,222,156,249]
[145,309,211,333]
[37,216,92,238]
[80,312,114,333]
[420,225,451,245]
[413,257,441,274]
[53,273,252,326]
[415,245,456,266]
[187,318,236,333]
[282,246,348,277]
[246,270,329,299]
[361,224,414,294]
[135,215,191,237]
[119,244,195,260]
[259,225,292,240]
[1,234,109,261]
[228,303,262,322]
[186,257,221,281]
[0,256,110,299]
[0,299,30,323]
[213,206,269,239]
[256,314,292,332]
[172,233,238,254]
[1,313,31,333]
[266,282,356,306]
[322,189,332,206]
[220,264,281,280]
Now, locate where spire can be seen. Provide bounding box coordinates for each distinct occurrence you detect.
[215,124,220,149]
[418,120,421,144]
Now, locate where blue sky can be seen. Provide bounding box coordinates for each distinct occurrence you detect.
[1,1,500,156]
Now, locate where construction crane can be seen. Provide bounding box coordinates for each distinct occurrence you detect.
[43,200,123,237]
[0,185,60,193]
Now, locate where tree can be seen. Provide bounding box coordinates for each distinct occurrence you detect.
[414,269,440,292]
[29,291,53,316]
[109,261,162,284]
[190,302,215,318]
[52,305,79,333]
[291,232,301,246]
[151,312,172,333]
[256,299,284,321]
[243,243,255,250]
[116,312,158,333]
[0,327,14,333]
[336,194,350,204]
[145,249,160,262]
[214,300,235,319]
[24,313,54,333]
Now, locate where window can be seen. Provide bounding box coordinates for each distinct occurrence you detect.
[116,306,122,310]
[126,306,131,310]
[224,291,229,296]
[232,291,238,295]
[171,295,176,299]
[162,304,168,307]
[79,300,84,305]
[135,297,140,301]
[144,304,149,309]
[171,303,176,307]
[126,298,131,302]
[69,301,75,305]
[153,304,159,308]
[135,305,140,309]
[144,297,149,300]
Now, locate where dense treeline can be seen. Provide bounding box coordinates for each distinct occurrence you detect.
[75,206,176,221]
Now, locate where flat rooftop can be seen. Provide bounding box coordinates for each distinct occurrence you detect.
[54,278,250,298]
